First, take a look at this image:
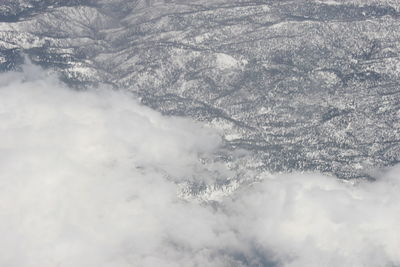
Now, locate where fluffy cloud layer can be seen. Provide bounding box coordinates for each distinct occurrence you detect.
[0,64,399,267]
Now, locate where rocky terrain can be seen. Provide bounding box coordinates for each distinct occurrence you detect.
[1,0,399,179]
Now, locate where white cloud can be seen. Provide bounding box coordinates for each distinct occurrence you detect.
[0,64,399,267]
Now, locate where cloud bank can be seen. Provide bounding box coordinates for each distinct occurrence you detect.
[0,64,399,267]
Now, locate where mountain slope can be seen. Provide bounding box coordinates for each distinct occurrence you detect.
[1,0,399,179]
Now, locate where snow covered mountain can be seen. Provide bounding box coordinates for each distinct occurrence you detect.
[3,1,400,266]
[1,0,399,179]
